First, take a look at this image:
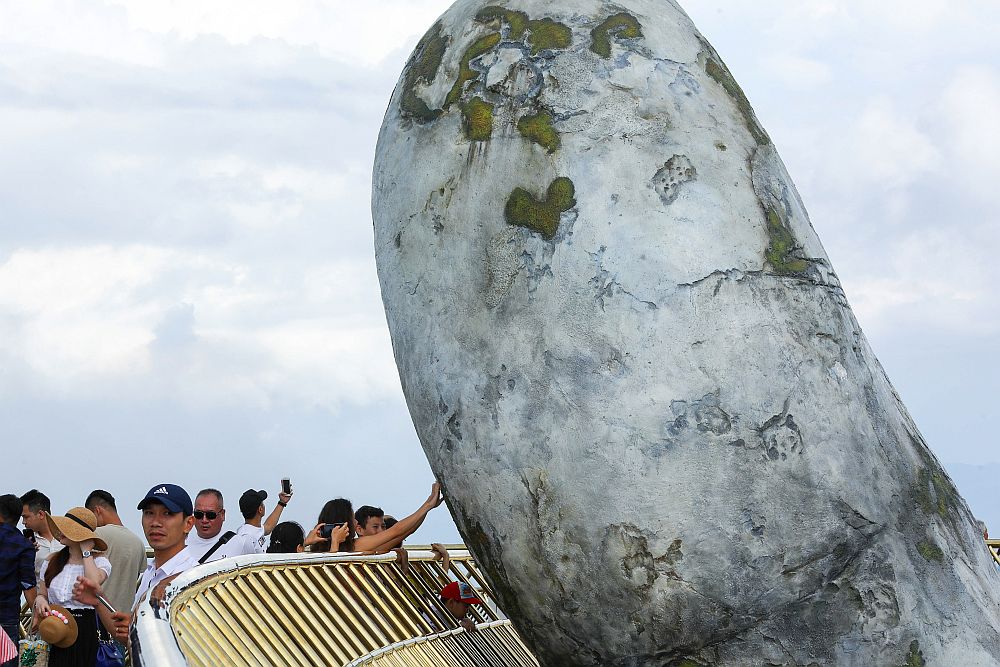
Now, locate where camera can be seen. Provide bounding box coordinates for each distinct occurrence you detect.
[320,523,345,538]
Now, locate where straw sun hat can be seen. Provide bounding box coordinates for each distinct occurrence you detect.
[38,604,79,648]
[45,507,108,552]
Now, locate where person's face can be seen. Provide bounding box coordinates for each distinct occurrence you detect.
[357,516,385,537]
[194,494,225,539]
[142,502,194,552]
[21,506,46,532]
[445,599,471,620]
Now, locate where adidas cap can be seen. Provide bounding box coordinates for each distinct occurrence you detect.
[137,483,193,516]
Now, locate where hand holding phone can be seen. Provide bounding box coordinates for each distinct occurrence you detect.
[320,522,346,539]
[281,478,291,494]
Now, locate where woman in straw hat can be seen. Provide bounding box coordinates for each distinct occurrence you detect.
[32,507,111,666]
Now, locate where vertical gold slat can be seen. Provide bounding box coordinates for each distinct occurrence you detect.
[299,564,371,660]
[327,563,390,652]
[175,595,255,667]
[355,561,425,639]
[286,565,358,664]
[269,567,345,664]
[229,576,308,665]
[249,569,326,667]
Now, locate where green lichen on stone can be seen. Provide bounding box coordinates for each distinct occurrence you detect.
[476,7,571,55]
[525,18,572,55]
[476,6,529,40]
[590,12,643,58]
[914,467,956,518]
[704,56,770,146]
[916,541,944,562]
[517,112,560,152]
[400,22,448,121]
[764,207,810,275]
[505,177,576,240]
[445,32,502,108]
[462,97,494,141]
[903,640,925,666]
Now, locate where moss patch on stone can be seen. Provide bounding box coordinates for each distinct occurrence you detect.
[445,32,501,108]
[476,6,529,40]
[916,541,944,562]
[914,467,956,518]
[476,7,571,55]
[462,97,494,141]
[904,640,925,666]
[525,18,572,55]
[505,177,576,239]
[764,207,810,275]
[400,22,448,121]
[517,112,560,152]
[705,56,770,146]
[590,12,643,59]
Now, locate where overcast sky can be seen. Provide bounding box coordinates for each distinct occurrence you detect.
[0,0,997,542]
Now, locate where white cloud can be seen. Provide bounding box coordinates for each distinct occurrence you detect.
[940,65,1000,199]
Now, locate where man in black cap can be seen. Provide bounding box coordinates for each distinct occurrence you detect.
[237,484,291,553]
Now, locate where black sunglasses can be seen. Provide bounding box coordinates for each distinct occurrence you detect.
[193,511,220,520]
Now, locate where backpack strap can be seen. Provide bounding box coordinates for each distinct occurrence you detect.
[199,531,237,564]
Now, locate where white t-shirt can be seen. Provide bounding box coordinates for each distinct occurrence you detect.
[236,523,267,554]
[133,547,198,612]
[40,556,112,610]
[185,530,257,563]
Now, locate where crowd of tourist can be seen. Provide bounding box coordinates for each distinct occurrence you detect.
[0,481,461,667]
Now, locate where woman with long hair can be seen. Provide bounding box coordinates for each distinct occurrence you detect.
[311,482,444,554]
[32,507,111,667]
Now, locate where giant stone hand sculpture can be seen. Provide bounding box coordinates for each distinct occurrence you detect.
[371,0,1000,664]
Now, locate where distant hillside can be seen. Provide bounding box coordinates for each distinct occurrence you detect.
[944,461,1000,536]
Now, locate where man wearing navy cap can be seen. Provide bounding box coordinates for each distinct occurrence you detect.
[73,484,198,642]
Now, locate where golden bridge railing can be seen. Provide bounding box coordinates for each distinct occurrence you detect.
[161,546,536,667]
[988,539,1000,566]
[347,620,538,667]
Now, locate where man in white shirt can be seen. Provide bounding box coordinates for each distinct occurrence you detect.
[237,487,292,553]
[19,490,63,578]
[185,489,256,563]
[73,484,198,643]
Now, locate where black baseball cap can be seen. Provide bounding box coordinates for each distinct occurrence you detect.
[137,484,193,515]
[239,489,268,517]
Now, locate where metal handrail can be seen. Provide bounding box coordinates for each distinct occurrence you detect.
[127,546,536,666]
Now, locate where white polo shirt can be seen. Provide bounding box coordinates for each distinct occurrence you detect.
[186,530,257,563]
[133,547,198,612]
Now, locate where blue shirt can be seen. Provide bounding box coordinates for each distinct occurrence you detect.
[0,523,35,625]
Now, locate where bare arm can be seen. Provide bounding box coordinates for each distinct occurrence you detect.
[263,492,292,536]
[354,483,443,553]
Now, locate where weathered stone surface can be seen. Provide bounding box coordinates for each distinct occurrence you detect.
[371,1,1000,664]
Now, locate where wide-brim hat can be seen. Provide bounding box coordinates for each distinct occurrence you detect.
[45,507,107,552]
[38,604,79,648]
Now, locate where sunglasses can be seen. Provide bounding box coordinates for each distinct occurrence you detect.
[193,511,221,520]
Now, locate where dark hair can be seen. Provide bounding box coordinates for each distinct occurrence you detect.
[85,490,116,511]
[196,489,224,506]
[0,494,22,523]
[44,549,71,588]
[20,489,51,514]
[383,516,398,530]
[266,522,305,554]
[355,505,384,529]
[317,498,354,552]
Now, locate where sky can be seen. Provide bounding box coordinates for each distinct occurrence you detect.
[0,0,997,542]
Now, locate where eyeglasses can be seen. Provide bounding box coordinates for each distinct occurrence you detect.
[193,511,220,520]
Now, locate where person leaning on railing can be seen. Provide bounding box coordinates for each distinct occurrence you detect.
[310,483,445,554]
